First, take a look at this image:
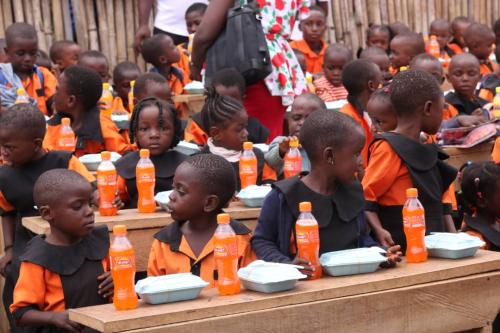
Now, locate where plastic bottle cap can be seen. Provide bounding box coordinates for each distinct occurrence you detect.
[16,88,25,95]
[243,142,253,150]
[406,188,418,197]
[113,225,127,235]
[61,117,71,126]
[496,87,500,93]
[103,83,110,90]
[217,213,230,224]
[139,149,150,158]
[101,151,111,160]
[130,80,135,88]
[299,201,312,212]
[399,66,408,71]
[430,35,437,40]
[289,139,299,148]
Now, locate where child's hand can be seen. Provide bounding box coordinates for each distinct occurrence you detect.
[471,108,486,118]
[97,272,114,299]
[113,192,125,210]
[50,311,83,332]
[457,115,486,127]
[380,245,403,268]
[279,136,296,158]
[374,228,395,248]
[0,249,13,277]
[291,256,315,277]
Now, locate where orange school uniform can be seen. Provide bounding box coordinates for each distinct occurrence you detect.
[461,215,500,251]
[147,220,255,287]
[339,102,373,169]
[479,60,498,76]
[289,39,328,75]
[447,41,464,55]
[493,137,500,163]
[176,45,191,81]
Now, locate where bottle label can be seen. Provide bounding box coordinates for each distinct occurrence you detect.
[296,228,319,244]
[214,242,238,258]
[58,138,75,147]
[111,255,135,269]
[403,214,425,228]
[284,160,301,172]
[97,174,117,186]
[240,165,257,175]
[137,173,155,183]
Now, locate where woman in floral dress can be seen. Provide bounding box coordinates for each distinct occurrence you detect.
[190,0,309,140]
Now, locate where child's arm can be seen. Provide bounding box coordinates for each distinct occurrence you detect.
[364,211,395,247]
[100,116,135,155]
[264,136,287,174]
[18,310,82,333]
[0,214,15,277]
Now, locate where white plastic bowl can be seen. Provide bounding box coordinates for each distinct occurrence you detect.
[238,261,306,293]
[425,232,485,259]
[320,247,387,277]
[135,273,209,304]
[174,141,201,156]
[237,185,272,207]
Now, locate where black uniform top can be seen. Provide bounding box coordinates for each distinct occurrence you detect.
[444,91,489,116]
[462,215,500,252]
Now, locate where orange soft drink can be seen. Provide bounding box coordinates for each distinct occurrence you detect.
[97,151,118,216]
[56,117,76,152]
[128,80,135,113]
[239,141,257,189]
[136,149,156,213]
[14,88,30,104]
[295,202,321,280]
[100,83,114,116]
[283,138,302,178]
[428,35,441,59]
[213,213,240,295]
[403,188,428,263]
[109,225,138,310]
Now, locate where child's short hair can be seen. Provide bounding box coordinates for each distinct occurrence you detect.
[325,43,353,61]
[49,40,78,63]
[133,72,168,97]
[141,34,173,66]
[33,169,90,207]
[5,23,37,46]
[463,23,495,45]
[410,53,441,67]
[388,21,411,39]
[359,46,388,59]
[293,93,327,111]
[390,69,441,117]
[430,18,450,31]
[299,110,364,162]
[393,33,426,55]
[461,161,500,211]
[201,87,244,130]
[0,104,46,139]
[211,68,246,97]
[367,24,390,40]
[184,154,236,209]
[78,50,108,64]
[451,16,471,33]
[63,65,103,110]
[342,59,379,96]
[494,18,500,35]
[449,52,480,70]
[370,86,392,103]
[112,61,141,82]
[185,2,208,16]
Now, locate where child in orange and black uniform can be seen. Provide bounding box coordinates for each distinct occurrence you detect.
[134,72,173,104]
[199,88,276,191]
[448,16,471,55]
[185,68,269,146]
[43,66,134,157]
[251,110,402,270]
[290,6,328,75]
[10,169,113,332]
[115,98,187,209]
[359,47,392,84]
[49,40,81,77]
[362,70,458,251]
[429,19,455,64]
[0,23,56,115]
[314,44,352,102]
[463,23,497,76]
[389,32,426,74]
[366,87,397,135]
[112,61,142,114]
[478,44,500,103]
[0,105,95,331]
[77,50,111,83]
[147,154,255,287]
[339,59,383,169]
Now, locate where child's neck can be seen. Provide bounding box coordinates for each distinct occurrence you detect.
[302,166,337,196]
[476,209,498,225]
[65,108,85,130]
[394,118,422,142]
[185,213,219,232]
[14,68,32,80]
[457,90,475,101]
[46,227,83,246]
[156,64,173,79]
[306,39,323,54]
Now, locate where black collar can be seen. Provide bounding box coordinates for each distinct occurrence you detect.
[445,92,488,116]
[464,215,500,247]
[47,106,104,146]
[115,150,187,179]
[480,74,500,90]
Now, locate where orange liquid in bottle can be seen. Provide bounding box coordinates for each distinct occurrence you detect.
[136,149,156,213]
[214,213,241,295]
[295,202,322,280]
[403,188,428,263]
[239,141,257,189]
[97,151,118,216]
[56,117,76,152]
[283,138,302,178]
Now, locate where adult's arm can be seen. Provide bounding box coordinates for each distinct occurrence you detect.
[190,0,234,80]
[133,0,155,54]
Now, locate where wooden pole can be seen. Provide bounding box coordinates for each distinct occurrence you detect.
[51,0,64,40]
[62,0,73,40]
[85,0,98,50]
[133,0,146,70]
[395,0,404,22]
[368,0,381,25]
[388,0,396,23]
[114,0,127,63]
[13,0,25,22]
[428,0,436,25]
[0,0,5,35]
[23,0,34,25]
[380,0,389,25]
[402,0,409,28]
[125,0,136,62]
[106,0,117,69]
[2,0,13,29]
[32,0,47,52]
[95,0,110,59]
[479,0,487,25]
[332,0,344,42]
[422,0,428,35]
[42,0,53,47]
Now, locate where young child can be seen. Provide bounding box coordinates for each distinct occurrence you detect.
[314,44,352,102]
[10,169,113,331]
[43,65,133,156]
[49,40,81,75]
[463,23,497,76]
[365,24,391,53]
[252,110,402,268]
[0,104,95,329]
[429,19,455,62]
[359,47,392,83]
[185,2,207,36]
[77,50,111,83]
[460,162,499,251]
[115,98,186,209]
[147,154,255,286]
[449,16,472,55]
[290,6,328,75]
[388,21,411,39]
[199,88,276,190]
[265,93,326,178]
[445,53,490,120]
[389,32,426,73]
[134,72,173,104]
[112,61,142,114]
[340,59,383,169]
[0,23,57,115]
[141,34,187,96]
[366,87,397,134]
[362,70,458,250]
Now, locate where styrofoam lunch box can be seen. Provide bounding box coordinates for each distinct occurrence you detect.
[111,113,130,130]
[174,141,201,156]
[154,190,173,212]
[254,143,269,153]
[237,185,272,208]
[135,273,209,305]
[184,81,205,95]
[424,232,485,259]
[237,260,306,293]
[320,247,387,277]
[78,152,122,171]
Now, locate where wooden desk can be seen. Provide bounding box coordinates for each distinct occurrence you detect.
[69,250,500,333]
[444,140,494,170]
[22,203,260,272]
[172,94,205,119]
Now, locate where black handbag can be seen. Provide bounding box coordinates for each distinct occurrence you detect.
[205,0,272,86]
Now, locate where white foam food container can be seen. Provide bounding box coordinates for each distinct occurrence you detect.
[237,260,306,293]
[111,114,130,130]
[79,152,122,171]
[325,100,348,111]
[320,247,387,277]
[154,190,173,212]
[184,81,205,95]
[254,143,269,153]
[236,185,272,208]
[174,141,201,156]
[425,232,485,259]
[135,273,209,304]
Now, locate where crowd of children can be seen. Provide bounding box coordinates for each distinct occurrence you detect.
[0,5,499,332]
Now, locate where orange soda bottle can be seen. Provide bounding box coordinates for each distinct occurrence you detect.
[97,151,118,216]
[403,188,428,263]
[239,142,257,189]
[128,80,135,113]
[283,138,302,178]
[14,88,30,104]
[100,83,113,116]
[295,202,321,280]
[56,117,76,152]
[109,225,138,310]
[136,149,156,213]
[428,35,441,59]
[213,213,241,295]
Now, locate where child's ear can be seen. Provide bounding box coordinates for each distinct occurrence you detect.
[209,126,221,141]
[367,79,377,92]
[39,205,54,222]
[158,55,167,65]
[423,100,433,116]
[203,195,220,213]
[323,147,335,165]
[67,95,77,108]
[33,138,43,151]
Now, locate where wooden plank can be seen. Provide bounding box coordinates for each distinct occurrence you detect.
[95,0,110,61]
[85,0,99,50]
[124,0,136,62]
[2,0,13,29]
[69,251,500,332]
[32,0,47,52]
[12,0,24,22]
[51,0,64,40]
[41,0,53,48]
[62,0,73,40]
[106,0,117,70]
[73,0,89,48]
[120,272,500,333]
[114,0,127,63]
[443,141,495,171]
[23,0,34,25]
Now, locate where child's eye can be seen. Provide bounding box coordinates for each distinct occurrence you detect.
[139,127,148,132]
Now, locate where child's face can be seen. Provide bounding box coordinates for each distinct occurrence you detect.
[212,109,248,151]
[54,74,74,114]
[58,44,81,70]
[185,10,204,35]
[367,54,391,81]
[412,60,444,85]
[159,37,181,64]
[330,131,365,183]
[367,31,390,51]
[447,59,481,99]
[0,129,42,166]
[136,105,175,155]
[430,24,451,50]
[136,82,173,104]
[323,52,349,87]
[79,57,110,82]
[214,84,243,102]
[5,37,38,74]
[300,10,326,45]
[452,21,471,46]
[114,70,140,101]
[389,38,413,69]
[367,97,397,134]
[422,95,444,135]
[466,34,495,60]
[288,99,320,137]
